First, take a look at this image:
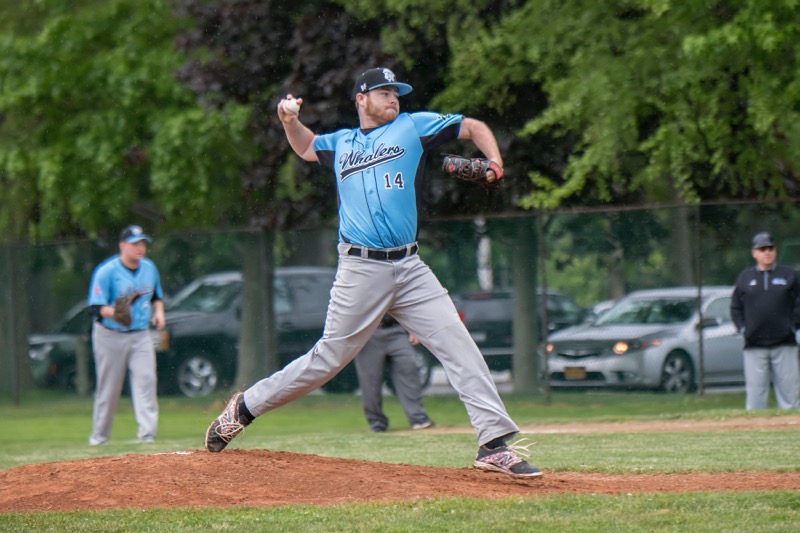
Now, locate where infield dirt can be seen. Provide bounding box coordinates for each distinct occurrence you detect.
[2,415,799,512]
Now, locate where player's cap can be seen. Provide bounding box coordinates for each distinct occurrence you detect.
[352,68,413,98]
[751,232,774,249]
[119,225,152,243]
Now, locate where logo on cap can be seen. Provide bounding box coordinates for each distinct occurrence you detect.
[361,69,397,93]
[354,67,412,97]
[382,68,397,83]
[120,224,152,243]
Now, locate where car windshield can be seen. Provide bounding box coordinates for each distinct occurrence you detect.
[167,280,241,313]
[57,304,91,334]
[595,297,697,325]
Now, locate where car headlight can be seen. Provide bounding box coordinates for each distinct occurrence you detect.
[613,338,661,355]
[612,341,629,355]
[29,343,54,362]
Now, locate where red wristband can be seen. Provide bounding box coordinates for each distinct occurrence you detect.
[488,161,504,181]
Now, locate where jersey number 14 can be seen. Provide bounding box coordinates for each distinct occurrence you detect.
[383,172,405,189]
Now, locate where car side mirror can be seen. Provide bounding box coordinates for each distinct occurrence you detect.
[697,316,720,329]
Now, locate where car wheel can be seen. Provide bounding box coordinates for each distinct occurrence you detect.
[175,352,219,398]
[57,364,78,392]
[660,351,695,393]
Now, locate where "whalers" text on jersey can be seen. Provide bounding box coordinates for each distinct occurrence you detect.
[339,143,406,180]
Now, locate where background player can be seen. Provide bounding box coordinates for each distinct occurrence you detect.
[205,67,541,479]
[87,225,165,445]
[355,314,434,433]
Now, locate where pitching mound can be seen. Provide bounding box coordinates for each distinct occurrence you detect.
[2,416,800,513]
[2,450,800,512]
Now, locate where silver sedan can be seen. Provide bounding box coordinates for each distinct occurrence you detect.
[544,286,744,393]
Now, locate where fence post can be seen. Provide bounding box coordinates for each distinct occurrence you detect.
[537,214,552,405]
[694,205,705,396]
[75,334,91,397]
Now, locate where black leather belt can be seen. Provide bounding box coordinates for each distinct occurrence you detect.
[347,244,418,261]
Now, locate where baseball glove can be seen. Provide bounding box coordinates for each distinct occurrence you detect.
[113,292,142,327]
[441,154,504,188]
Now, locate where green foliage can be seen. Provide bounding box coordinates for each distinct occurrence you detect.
[3,0,799,246]
[0,0,256,242]
[150,104,255,227]
[174,0,387,229]
[435,0,800,208]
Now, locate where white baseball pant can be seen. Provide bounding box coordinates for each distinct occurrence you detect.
[244,243,520,445]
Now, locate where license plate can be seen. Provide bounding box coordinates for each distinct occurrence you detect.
[564,366,587,380]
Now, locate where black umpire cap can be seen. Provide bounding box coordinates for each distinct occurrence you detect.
[751,232,775,249]
[352,68,413,98]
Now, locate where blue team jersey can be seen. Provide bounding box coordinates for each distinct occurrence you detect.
[314,111,463,248]
[88,255,164,331]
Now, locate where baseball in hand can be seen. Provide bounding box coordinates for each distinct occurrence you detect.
[282,98,300,115]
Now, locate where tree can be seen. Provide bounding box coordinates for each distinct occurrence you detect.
[0,0,255,242]
[174,0,405,387]
[0,0,256,396]
[432,1,800,208]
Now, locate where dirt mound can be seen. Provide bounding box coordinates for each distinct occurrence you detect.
[3,416,799,513]
[2,449,800,513]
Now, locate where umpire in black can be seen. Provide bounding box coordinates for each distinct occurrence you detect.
[354,314,434,432]
[730,231,800,410]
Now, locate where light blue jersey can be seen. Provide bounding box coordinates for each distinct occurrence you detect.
[314,111,463,248]
[88,256,164,331]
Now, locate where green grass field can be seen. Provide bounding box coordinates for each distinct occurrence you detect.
[1,388,799,532]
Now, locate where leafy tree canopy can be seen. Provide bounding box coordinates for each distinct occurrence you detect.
[0,0,256,242]
[429,0,800,208]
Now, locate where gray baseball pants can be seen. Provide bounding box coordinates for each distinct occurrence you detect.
[354,323,430,431]
[90,323,159,444]
[743,345,800,410]
[244,243,519,445]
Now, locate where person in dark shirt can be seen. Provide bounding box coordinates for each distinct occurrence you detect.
[731,232,800,410]
[354,314,433,433]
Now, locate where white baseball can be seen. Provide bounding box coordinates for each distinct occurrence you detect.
[282,99,300,115]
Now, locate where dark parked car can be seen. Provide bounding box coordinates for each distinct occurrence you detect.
[28,301,165,392]
[163,268,349,396]
[30,266,434,397]
[456,289,587,371]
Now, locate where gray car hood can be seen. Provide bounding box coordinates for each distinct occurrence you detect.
[549,323,684,342]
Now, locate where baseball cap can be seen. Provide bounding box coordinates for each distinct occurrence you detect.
[751,232,774,249]
[119,225,152,243]
[352,68,413,98]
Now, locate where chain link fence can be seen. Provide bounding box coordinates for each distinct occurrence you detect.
[4,201,799,402]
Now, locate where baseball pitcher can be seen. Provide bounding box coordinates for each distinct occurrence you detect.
[204,67,540,479]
